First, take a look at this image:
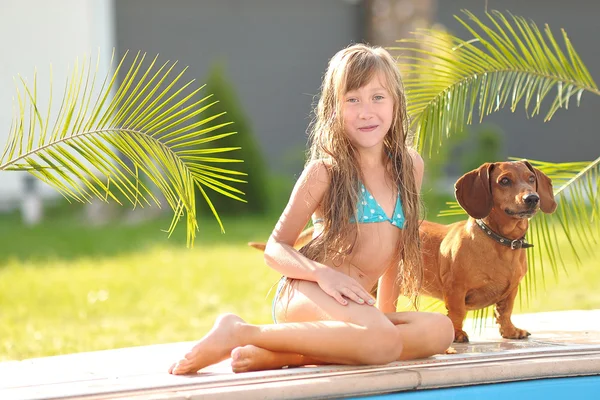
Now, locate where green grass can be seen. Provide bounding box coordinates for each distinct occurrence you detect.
[0,193,598,362]
[0,210,282,361]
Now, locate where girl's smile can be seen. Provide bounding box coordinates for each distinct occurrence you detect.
[358,125,379,132]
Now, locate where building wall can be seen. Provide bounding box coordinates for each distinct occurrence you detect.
[366,0,436,47]
[0,0,115,208]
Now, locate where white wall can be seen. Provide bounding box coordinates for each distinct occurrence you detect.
[0,0,114,210]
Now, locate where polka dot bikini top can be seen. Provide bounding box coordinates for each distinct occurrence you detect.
[349,182,405,228]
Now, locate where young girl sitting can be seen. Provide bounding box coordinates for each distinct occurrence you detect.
[169,43,454,375]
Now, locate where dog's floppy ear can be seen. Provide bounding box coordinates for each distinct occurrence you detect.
[523,160,558,214]
[455,163,494,219]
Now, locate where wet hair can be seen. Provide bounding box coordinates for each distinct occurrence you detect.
[301,43,423,301]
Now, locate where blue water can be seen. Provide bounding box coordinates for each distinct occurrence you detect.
[354,375,599,399]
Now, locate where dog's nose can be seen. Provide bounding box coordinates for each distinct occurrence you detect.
[524,193,540,208]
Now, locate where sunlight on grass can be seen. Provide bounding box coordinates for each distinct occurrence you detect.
[0,244,280,361]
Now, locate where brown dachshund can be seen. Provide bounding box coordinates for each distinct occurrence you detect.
[249,160,557,342]
[419,160,556,342]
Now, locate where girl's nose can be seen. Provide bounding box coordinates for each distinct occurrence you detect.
[358,103,374,119]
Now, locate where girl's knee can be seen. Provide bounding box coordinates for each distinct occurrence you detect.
[360,323,402,365]
[430,313,454,351]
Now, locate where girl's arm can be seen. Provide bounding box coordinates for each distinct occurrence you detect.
[264,160,329,279]
[376,263,399,312]
[377,148,425,312]
[408,147,425,191]
[265,160,374,306]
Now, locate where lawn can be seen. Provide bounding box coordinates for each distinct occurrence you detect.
[0,210,281,361]
[0,194,598,362]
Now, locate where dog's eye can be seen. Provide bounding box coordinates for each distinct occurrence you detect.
[529,176,535,183]
[499,177,511,186]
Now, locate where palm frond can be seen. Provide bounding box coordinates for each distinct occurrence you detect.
[391,9,599,156]
[0,50,247,246]
[525,158,599,280]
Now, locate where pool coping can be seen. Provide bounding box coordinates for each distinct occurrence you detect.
[2,309,600,399]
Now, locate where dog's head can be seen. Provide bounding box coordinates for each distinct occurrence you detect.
[455,160,557,219]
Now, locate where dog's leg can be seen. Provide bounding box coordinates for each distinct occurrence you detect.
[495,286,531,339]
[444,290,470,343]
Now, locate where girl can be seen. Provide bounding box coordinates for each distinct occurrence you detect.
[169,43,454,375]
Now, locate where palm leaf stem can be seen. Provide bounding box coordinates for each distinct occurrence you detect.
[1,128,173,171]
[552,156,600,197]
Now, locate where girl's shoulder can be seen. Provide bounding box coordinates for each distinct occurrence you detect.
[406,147,425,189]
[295,159,333,196]
[303,159,333,182]
[292,160,331,202]
[407,147,424,172]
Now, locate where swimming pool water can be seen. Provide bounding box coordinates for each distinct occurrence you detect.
[354,375,599,399]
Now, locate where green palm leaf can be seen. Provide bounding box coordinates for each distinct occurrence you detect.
[392,10,599,156]
[391,9,600,260]
[525,157,599,281]
[0,50,247,247]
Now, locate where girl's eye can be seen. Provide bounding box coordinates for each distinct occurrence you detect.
[374,95,384,101]
[346,98,358,103]
[500,177,511,186]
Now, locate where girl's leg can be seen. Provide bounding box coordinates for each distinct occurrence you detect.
[384,311,454,360]
[230,311,454,372]
[169,280,402,375]
[231,346,325,373]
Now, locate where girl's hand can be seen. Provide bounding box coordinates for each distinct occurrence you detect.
[315,268,375,306]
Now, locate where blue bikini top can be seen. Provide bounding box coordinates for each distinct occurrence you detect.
[313,182,405,229]
[351,182,405,228]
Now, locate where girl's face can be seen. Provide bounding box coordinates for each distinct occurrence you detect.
[341,72,393,152]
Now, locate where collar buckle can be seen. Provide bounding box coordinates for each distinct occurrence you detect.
[475,219,533,250]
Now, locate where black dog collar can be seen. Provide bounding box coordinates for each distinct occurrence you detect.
[475,219,534,250]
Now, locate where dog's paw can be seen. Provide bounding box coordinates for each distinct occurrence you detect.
[453,329,470,343]
[500,326,531,339]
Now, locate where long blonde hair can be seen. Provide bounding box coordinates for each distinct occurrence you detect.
[300,43,423,299]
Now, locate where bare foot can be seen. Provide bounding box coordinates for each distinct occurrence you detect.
[169,313,245,375]
[231,345,291,373]
[231,346,327,373]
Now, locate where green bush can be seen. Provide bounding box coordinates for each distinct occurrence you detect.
[195,64,269,216]
[458,124,504,173]
[420,124,504,220]
[422,123,504,187]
